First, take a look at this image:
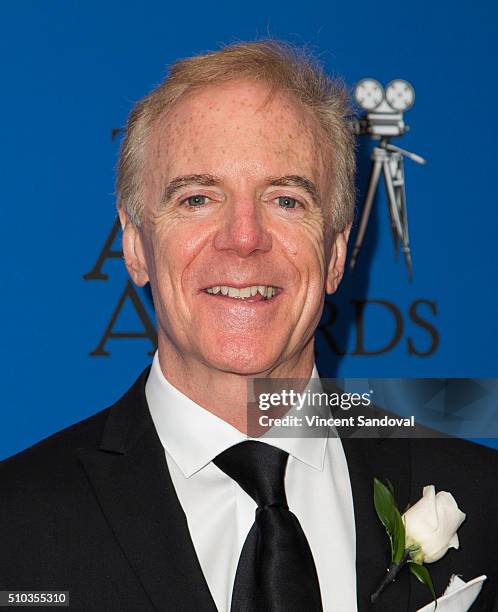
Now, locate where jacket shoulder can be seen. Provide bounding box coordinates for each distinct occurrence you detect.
[410,435,498,468]
[410,436,498,491]
[0,365,151,483]
[0,407,109,492]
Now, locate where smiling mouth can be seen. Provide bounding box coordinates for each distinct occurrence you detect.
[203,285,278,300]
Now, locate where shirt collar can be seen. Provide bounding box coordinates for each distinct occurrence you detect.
[145,352,328,478]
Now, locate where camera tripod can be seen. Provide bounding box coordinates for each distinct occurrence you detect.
[349,138,426,279]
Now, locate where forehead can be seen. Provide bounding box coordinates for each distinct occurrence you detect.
[146,79,327,188]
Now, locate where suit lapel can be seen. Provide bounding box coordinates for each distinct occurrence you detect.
[77,368,217,612]
[341,436,412,612]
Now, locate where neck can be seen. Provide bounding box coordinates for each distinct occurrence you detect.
[155,338,316,433]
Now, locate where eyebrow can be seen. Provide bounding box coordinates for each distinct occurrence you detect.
[267,175,321,205]
[160,173,321,205]
[161,174,221,203]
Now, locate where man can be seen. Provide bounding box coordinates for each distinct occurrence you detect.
[1,41,497,611]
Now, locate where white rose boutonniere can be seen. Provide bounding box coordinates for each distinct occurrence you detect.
[371,479,466,605]
[403,485,466,564]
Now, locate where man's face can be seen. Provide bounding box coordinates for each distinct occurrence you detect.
[121,79,349,375]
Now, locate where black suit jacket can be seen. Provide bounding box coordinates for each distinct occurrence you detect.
[1,367,497,611]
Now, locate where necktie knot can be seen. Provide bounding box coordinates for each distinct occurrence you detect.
[213,441,288,509]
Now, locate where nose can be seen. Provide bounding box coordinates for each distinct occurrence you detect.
[213,198,272,257]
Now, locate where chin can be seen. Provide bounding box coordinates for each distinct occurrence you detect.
[199,338,284,376]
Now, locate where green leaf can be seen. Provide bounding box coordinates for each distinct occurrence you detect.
[373,478,398,560]
[408,562,437,607]
[392,505,406,563]
[373,479,395,534]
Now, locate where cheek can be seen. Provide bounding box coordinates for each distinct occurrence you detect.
[148,217,213,295]
[274,212,327,282]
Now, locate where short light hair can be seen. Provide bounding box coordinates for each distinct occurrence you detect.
[116,40,355,232]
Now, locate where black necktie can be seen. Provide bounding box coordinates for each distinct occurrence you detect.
[213,441,323,612]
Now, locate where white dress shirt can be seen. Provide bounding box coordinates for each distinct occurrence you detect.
[146,352,357,611]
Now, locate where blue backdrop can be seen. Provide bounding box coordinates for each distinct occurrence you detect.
[1,1,496,459]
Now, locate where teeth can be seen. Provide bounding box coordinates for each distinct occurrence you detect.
[205,285,277,299]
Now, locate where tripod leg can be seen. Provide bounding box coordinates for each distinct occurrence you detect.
[350,159,382,272]
[396,158,413,279]
[390,185,400,259]
[390,155,404,258]
[382,160,404,242]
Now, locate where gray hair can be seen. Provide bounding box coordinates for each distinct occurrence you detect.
[116,40,356,232]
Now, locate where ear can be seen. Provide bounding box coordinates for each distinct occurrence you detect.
[118,208,150,287]
[326,222,352,295]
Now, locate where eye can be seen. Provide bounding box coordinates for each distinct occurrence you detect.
[277,196,299,209]
[183,195,209,207]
